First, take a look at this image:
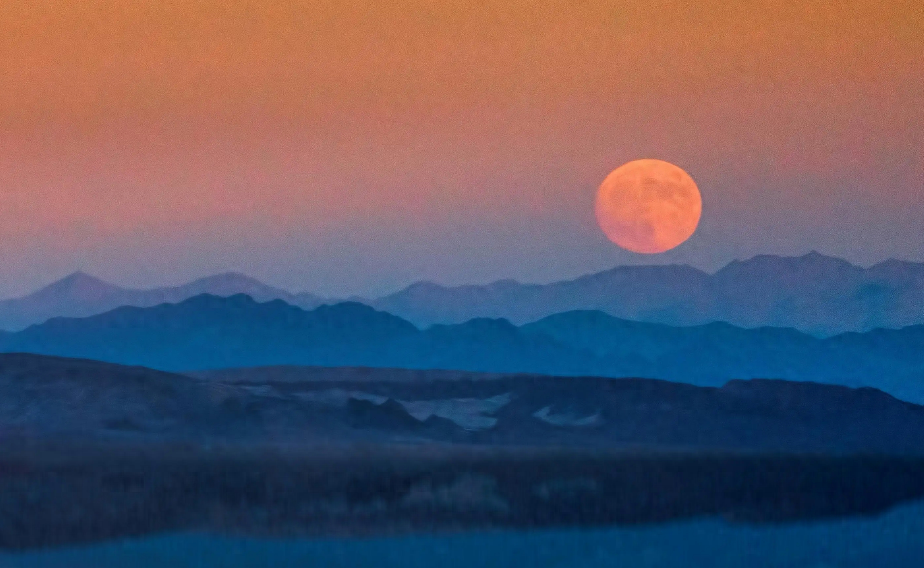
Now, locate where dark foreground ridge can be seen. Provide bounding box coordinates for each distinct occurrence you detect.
[4,353,924,453]
[4,353,924,549]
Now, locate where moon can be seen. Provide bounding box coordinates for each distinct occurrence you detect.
[595,159,702,254]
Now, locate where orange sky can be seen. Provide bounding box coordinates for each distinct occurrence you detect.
[0,0,921,296]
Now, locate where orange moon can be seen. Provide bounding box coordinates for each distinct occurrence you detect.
[595,159,702,254]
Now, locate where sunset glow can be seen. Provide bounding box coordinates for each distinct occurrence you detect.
[0,0,921,296]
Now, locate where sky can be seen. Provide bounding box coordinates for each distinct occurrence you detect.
[0,0,921,298]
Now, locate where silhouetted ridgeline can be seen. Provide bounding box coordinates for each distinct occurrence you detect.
[368,252,924,334]
[0,271,325,331]
[1,294,922,402]
[4,353,924,453]
[3,253,924,334]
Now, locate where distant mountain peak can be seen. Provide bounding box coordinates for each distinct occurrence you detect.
[35,272,124,299]
[797,251,857,267]
[165,273,299,305]
[486,279,523,289]
[529,310,634,326]
[716,251,860,276]
[172,292,250,308]
[869,258,924,273]
[185,272,267,286]
[402,281,447,293]
[55,271,108,286]
[316,300,384,314]
[395,279,525,296]
[443,317,520,335]
[0,272,328,331]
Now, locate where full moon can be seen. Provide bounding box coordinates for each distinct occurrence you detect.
[595,159,702,254]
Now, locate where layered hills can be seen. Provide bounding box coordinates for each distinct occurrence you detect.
[0,271,325,331]
[369,252,924,334]
[1,294,922,403]
[2,253,924,335]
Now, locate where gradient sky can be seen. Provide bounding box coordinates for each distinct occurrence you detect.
[0,0,921,298]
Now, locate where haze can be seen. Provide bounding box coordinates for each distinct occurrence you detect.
[0,0,921,298]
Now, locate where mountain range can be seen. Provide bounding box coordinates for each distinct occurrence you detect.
[0,271,325,331]
[2,294,922,403]
[3,252,923,335]
[367,252,924,335]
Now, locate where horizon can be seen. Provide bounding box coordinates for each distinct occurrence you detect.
[5,249,924,302]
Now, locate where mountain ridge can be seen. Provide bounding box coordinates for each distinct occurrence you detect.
[3,252,924,334]
[367,252,924,335]
[2,293,922,404]
[0,272,327,331]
